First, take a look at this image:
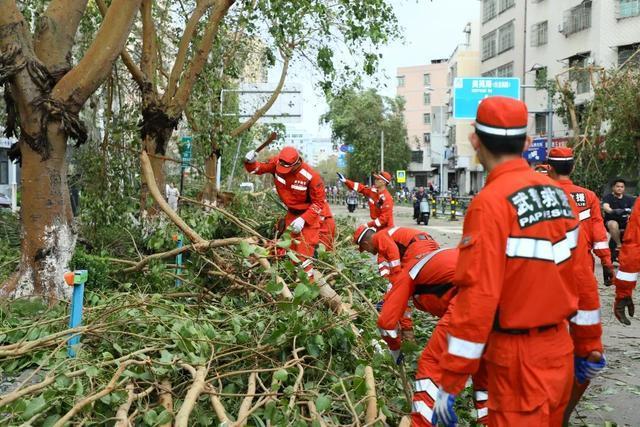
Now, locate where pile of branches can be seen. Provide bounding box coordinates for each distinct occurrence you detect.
[0,154,426,425]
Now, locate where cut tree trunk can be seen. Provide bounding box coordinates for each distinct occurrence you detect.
[201,151,218,204]
[2,124,75,301]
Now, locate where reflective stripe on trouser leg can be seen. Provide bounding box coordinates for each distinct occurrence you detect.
[412,379,437,427]
[474,390,489,424]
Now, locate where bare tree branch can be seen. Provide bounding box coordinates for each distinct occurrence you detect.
[163,0,214,102]
[51,0,142,110]
[231,53,290,137]
[140,0,157,92]
[168,0,236,117]
[34,0,88,73]
[95,0,147,89]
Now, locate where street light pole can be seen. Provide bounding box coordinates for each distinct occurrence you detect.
[380,130,384,171]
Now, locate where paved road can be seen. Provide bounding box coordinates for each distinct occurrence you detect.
[332,202,640,427]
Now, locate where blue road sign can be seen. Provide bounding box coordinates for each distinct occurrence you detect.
[453,77,521,120]
[523,137,547,163]
[337,154,347,168]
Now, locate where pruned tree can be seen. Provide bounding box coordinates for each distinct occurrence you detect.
[0,0,142,300]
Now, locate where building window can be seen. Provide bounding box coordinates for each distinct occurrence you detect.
[499,0,515,13]
[423,93,431,105]
[482,69,497,77]
[0,150,8,185]
[561,1,592,36]
[618,43,640,66]
[569,54,590,94]
[498,21,515,53]
[483,0,497,23]
[411,150,424,163]
[531,21,548,46]
[397,75,405,87]
[423,113,431,125]
[535,113,547,135]
[423,133,431,143]
[496,62,514,77]
[618,0,640,18]
[482,31,497,61]
[423,73,431,86]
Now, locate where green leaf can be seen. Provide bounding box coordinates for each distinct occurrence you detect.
[266,280,283,293]
[315,394,331,412]
[86,366,99,377]
[23,395,46,419]
[274,369,288,382]
[155,409,173,425]
[143,408,158,425]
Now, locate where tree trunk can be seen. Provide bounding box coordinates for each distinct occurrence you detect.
[140,130,173,215]
[3,124,74,301]
[201,150,218,204]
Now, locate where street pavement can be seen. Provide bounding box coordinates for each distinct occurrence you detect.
[331,202,640,427]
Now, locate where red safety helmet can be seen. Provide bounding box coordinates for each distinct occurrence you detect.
[353,224,374,251]
[548,147,574,161]
[373,171,392,184]
[475,96,528,138]
[276,146,301,174]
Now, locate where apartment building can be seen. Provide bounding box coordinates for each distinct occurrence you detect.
[480,0,526,81]
[446,21,485,195]
[525,0,640,140]
[396,60,449,189]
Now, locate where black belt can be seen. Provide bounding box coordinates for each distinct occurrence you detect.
[493,323,559,335]
[413,283,453,298]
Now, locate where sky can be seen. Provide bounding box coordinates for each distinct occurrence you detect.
[266,0,481,138]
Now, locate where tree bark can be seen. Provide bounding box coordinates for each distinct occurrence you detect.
[0,0,141,300]
[201,149,219,203]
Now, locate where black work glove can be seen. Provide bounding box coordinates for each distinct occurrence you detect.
[614,297,635,325]
[613,208,626,216]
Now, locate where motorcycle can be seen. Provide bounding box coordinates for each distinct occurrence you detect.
[416,199,431,225]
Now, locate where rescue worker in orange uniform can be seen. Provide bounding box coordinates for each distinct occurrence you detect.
[354,227,489,426]
[244,146,326,278]
[613,198,640,325]
[338,171,395,230]
[547,147,614,280]
[354,225,441,340]
[546,147,608,422]
[432,97,606,427]
[319,204,336,251]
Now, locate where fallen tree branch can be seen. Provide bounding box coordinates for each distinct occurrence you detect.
[53,359,149,427]
[158,379,173,427]
[114,382,154,427]
[209,385,233,424]
[175,364,210,427]
[257,257,293,300]
[364,366,377,425]
[236,372,257,426]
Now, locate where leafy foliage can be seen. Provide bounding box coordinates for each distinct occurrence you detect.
[322,89,410,181]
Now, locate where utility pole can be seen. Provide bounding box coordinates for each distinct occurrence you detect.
[380,130,385,171]
[546,87,553,151]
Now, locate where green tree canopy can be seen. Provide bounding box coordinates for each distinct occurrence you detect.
[322,89,409,182]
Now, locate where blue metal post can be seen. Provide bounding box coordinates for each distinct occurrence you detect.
[175,234,183,287]
[66,270,88,358]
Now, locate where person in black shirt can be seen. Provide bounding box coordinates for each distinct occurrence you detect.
[602,178,636,250]
[412,186,427,219]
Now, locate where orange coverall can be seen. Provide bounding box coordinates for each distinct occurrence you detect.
[377,248,488,426]
[245,158,325,277]
[344,179,394,230]
[439,159,600,426]
[615,200,640,299]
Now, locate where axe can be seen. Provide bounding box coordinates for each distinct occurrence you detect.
[255,131,278,154]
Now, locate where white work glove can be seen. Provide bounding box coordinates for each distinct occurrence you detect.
[432,388,458,427]
[244,150,257,163]
[290,217,305,233]
[336,172,346,183]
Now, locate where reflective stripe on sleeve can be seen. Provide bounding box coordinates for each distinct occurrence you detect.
[448,335,484,359]
[593,241,609,250]
[474,390,488,402]
[374,218,382,227]
[378,261,389,269]
[570,309,600,326]
[379,268,390,276]
[578,209,591,221]
[616,270,639,282]
[389,259,401,268]
[379,328,398,339]
[368,198,375,204]
[415,378,439,399]
[299,169,312,180]
[412,401,434,423]
[387,226,399,236]
[275,175,286,184]
[353,182,359,191]
[477,408,489,419]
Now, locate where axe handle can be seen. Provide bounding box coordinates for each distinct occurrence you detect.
[255,132,278,153]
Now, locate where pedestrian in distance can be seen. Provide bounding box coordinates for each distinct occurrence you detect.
[432,96,605,427]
